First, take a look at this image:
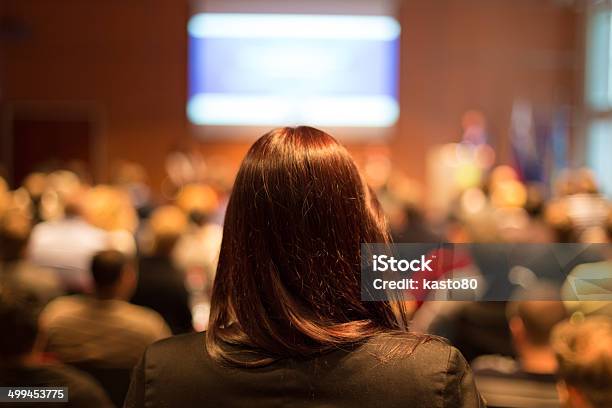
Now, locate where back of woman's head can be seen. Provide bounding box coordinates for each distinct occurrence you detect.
[207,126,410,366]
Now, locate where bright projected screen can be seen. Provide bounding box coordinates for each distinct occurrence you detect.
[187,13,400,130]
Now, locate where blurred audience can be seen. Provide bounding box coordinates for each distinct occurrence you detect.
[552,316,612,408]
[41,250,170,368]
[0,136,611,408]
[0,292,112,407]
[132,206,193,334]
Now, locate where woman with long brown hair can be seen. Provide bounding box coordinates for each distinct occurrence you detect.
[125,127,484,407]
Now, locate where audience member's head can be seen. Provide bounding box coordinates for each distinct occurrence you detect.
[0,210,32,262]
[112,160,149,186]
[22,172,47,200]
[524,182,546,217]
[207,126,410,367]
[574,168,598,195]
[90,250,135,300]
[85,185,138,232]
[506,284,567,372]
[552,317,612,408]
[61,188,87,219]
[148,205,188,256]
[0,292,39,362]
[176,183,219,221]
[544,201,576,242]
[46,170,82,200]
[507,286,567,346]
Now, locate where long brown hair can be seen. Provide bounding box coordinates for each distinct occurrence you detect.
[207,126,413,367]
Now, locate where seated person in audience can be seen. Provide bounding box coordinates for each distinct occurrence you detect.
[0,292,112,407]
[413,300,515,362]
[0,209,63,311]
[552,316,612,408]
[28,194,109,293]
[472,284,567,408]
[173,183,223,288]
[560,211,612,317]
[124,126,485,408]
[41,250,170,369]
[83,185,139,256]
[132,206,193,334]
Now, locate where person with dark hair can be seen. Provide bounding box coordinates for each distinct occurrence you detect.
[40,250,170,369]
[0,292,112,407]
[472,284,568,407]
[131,206,193,334]
[552,316,612,408]
[125,127,484,407]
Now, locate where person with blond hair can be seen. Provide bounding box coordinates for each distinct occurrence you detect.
[84,185,138,256]
[552,316,612,408]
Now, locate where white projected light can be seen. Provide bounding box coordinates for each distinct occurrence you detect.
[187,94,399,127]
[188,13,401,40]
[188,13,401,129]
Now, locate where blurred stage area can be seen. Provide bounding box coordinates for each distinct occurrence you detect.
[3,0,609,201]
